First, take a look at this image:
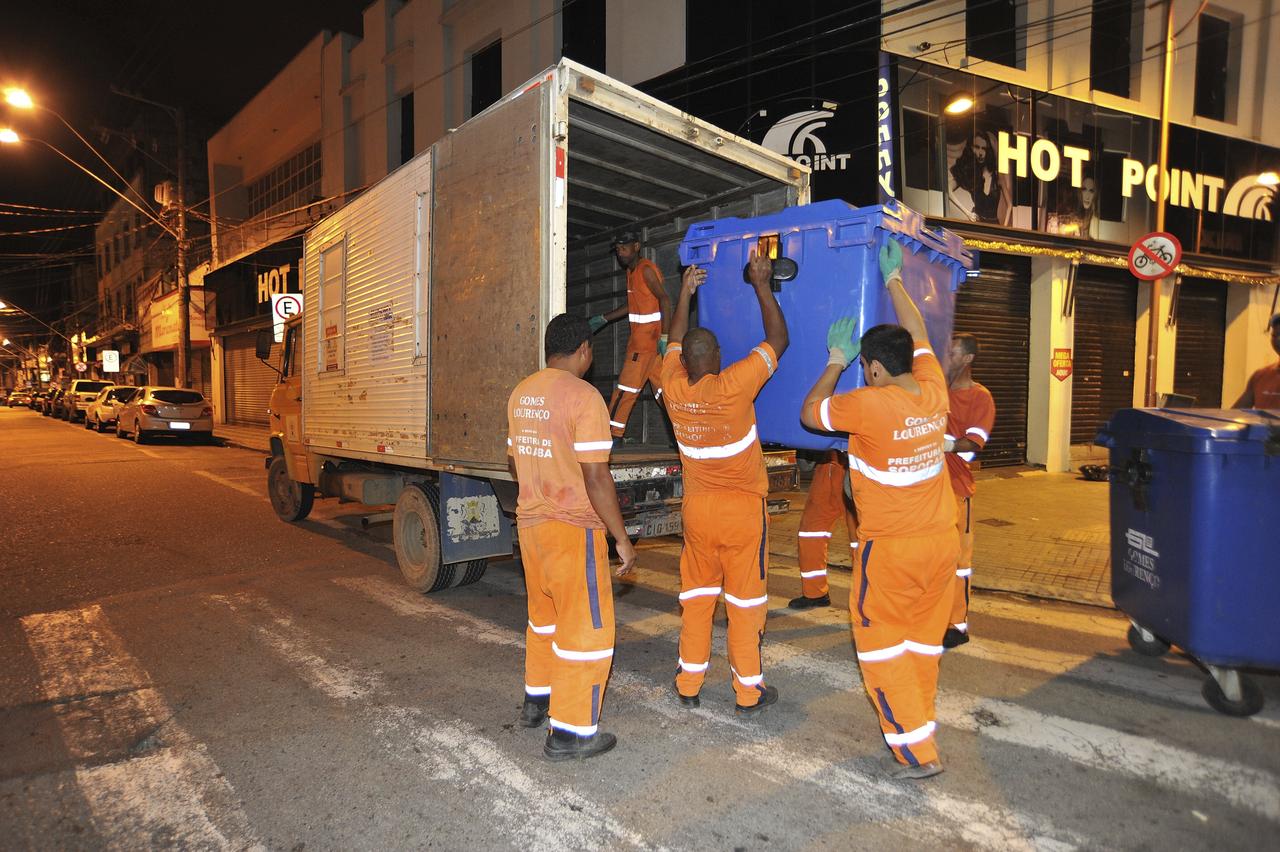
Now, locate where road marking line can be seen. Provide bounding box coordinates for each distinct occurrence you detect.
[482,570,1280,823]
[193,469,263,499]
[339,574,1086,849]
[217,586,661,851]
[21,606,265,850]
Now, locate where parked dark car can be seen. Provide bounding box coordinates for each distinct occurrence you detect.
[27,390,46,410]
[42,388,66,417]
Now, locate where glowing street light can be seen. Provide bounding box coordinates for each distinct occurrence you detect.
[0,127,18,144]
[4,87,34,109]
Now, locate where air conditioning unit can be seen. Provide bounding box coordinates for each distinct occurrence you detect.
[154,181,175,207]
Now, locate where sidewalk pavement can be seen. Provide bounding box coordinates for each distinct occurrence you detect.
[769,465,1115,609]
[215,418,1117,609]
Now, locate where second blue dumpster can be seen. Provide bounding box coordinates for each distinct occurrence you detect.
[677,200,975,451]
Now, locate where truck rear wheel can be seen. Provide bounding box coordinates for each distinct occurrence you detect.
[268,456,315,522]
[393,483,488,592]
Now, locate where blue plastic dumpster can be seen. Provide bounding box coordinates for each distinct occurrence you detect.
[1096,407,1280,716]
[678,200,975,451]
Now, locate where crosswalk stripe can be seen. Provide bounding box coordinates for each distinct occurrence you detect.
[481,569,1280,823]
[340,574,1086,849]
[21,606,265,850]
[218,585,661,852]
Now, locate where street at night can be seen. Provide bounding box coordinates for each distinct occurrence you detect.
[3,407,1278,850]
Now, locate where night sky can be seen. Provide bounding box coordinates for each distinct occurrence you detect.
[0,0,369,324]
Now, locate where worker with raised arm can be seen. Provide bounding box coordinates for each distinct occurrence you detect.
[800,239,958,779]
[662,250,788,715]
[507,314,638,762]
[590,232,673,438]
[942,333,996,648]
[1233,313,1280,409]
[789,449,859,609]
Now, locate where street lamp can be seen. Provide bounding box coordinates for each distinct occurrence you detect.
[0,299,77,346]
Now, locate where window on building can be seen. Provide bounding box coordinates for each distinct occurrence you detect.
[246,142,323,220]
[966,0,1019,68]
[562,0,606,72]
[400,93,415,166]
[1194,14,1231,121]
[1090,0,1133,98]
[114,235,122,266]
[469,39,502,117]
[318,238,346,373]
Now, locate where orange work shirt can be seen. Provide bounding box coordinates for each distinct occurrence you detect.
[1244,362,1280,409]
[626,259,663,345]
[507,368,613,529]
[660,341,778,498]
[809,341,955,539]
[945,383,996,498]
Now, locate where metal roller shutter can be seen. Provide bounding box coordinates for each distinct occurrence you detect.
[1072,267,1137,445]
[224,332,278,426]
[1173,278,1227,408]
[954,254,1030,467]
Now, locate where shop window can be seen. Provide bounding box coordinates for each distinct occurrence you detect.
[902,108,939,192]
[562,0,605,72]
[318,238,346,374]
[1090,0,1134,98]
[966,0,1020,69]
[1194,14,1232,122]
[469,39,502,118]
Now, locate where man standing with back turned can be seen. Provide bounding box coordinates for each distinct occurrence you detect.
[663,251,788,714]
[800,239,958,779]
[507,314,638,761]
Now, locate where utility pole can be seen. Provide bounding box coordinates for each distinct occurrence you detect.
[1146,0,1176,408]
[175,107,190,389]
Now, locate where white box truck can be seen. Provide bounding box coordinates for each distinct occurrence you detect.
[261,59,809,592]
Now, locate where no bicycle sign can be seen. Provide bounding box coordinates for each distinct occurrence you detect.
[1128,232,1182,281]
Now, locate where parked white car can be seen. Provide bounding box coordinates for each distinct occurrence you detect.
[115,387,215,444]
[84,385,140,432]
[60,379,114,421]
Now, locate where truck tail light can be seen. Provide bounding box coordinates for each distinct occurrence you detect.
[141,404,158,415]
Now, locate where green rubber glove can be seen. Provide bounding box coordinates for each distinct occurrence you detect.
[879,238,903,285]
[588,314,607,333]
[826,316,860,368]
[658,334,669,356]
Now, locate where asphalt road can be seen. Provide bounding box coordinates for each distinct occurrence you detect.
[2,405,1278,850]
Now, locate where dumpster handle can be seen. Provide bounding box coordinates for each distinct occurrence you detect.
[1110,449,1153,512]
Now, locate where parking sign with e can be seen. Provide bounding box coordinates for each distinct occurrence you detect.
[271,293,304,342]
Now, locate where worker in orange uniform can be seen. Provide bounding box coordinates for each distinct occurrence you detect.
[800,238,958,780]
[789,450,858,609]
[1233,313,1280,409]
[662,250,788,714]
[590,232,673,438]
[507,314,638,762]
[942,333,996,649]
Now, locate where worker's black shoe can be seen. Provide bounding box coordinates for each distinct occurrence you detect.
[788,593,831,610]
[517,696,549,728]
[543,729,617,762]
[887,758,944,780]
[673,680,700,708]
[942,628,970,649]
[735,684,779,716]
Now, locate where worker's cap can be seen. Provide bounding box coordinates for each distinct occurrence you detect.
[611,231,641,247]
[1269,313,1280,330]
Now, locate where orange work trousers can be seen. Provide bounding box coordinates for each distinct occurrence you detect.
[851,531,959,767]
[951,494,974,632]
[608,324,663,438]
[521,520,616,736]
[676,493,770,707]
[797,452,858,598]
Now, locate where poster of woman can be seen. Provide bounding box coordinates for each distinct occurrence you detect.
[1044,166,1100,239]
[946,128,1013,226]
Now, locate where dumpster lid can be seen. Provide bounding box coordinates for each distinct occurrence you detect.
[1097,408,1280,454]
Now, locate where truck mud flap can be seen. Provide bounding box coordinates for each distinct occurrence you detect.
[439,472,515,563]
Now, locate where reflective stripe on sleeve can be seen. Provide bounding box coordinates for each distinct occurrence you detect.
[524,685,551,696]
[958,451,976,462]
[856,641,906,662]
[677,424,758,460]
[752,346,775,375]
[724,592,769,608]
[884,720,936,746]
[798,531,833,538]
[799,569,828,579]
[506,438,512,446]
[849,454,943,487]
[678,585,722,601]
[549,717,598,736]
[574,440,613,452]
[552,642,614,661]
[528,621,556,635]
[913,348,932,358]
[903,640,944,656]
[678,657,709,673]
[609,420,626,429]
[955,568,973,578]
[966,426,989,442]
[818,398,835,432]
[629,312,661,324]
[617,384,641,393]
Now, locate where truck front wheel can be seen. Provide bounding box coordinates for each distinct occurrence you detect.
[392,483,487,593]
[268,456,315,522]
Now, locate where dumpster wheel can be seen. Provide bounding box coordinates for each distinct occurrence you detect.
[1126,623,1171,657]
[1202,668,1264,717]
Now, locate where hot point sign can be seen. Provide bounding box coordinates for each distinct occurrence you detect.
[996,132,1273,222]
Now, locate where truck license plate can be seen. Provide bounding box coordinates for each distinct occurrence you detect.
[642,513,682,538]
[170,421,191,430]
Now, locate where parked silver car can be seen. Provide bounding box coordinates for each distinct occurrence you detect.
[61,379,114,421]
[84,385,140,432]
[116,386,215,444]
